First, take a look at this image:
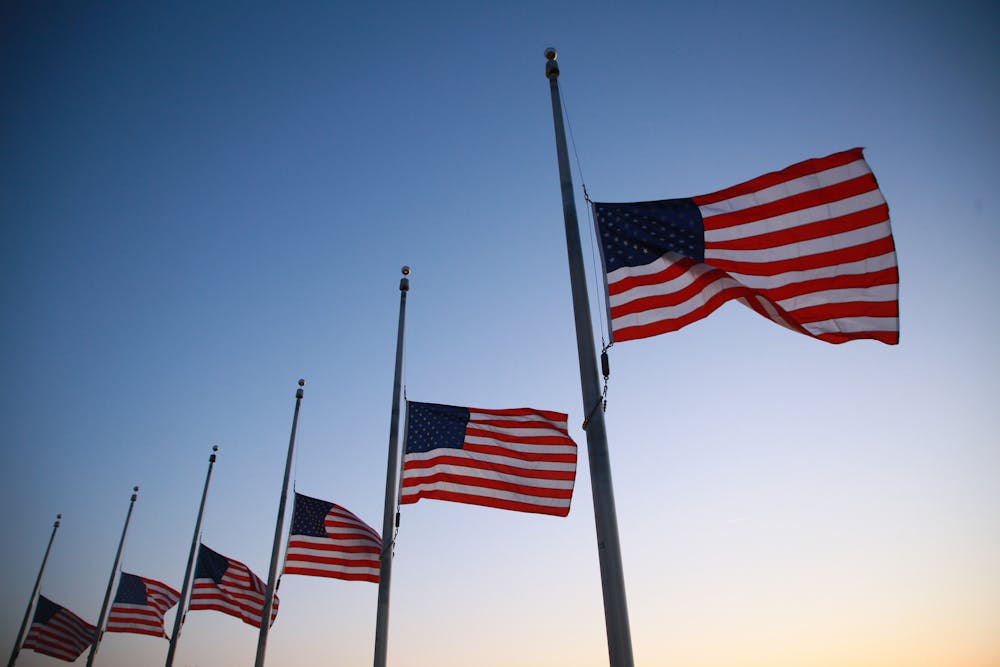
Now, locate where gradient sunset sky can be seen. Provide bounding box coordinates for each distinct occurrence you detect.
[2,2,998,666]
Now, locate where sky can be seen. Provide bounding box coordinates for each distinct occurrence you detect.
[1,1,998,666]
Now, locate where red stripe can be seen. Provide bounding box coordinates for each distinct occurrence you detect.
[401,489,570,517]
[325,522,380,540]
[816,329,898,344]
[704,204,889,251]
[736,295,811,335]
[693,148,864,206]
[788,299,899,324]
[464,426,573,446]
[106,624,164,637]
[324,525,379,541]
[761,266,899,302]
[470,417,570,435]
[283,553,379,568]
[613,283,756,342]
[188,601,266,628]
[283,566,379,583]
[701,173,879,230]
[610,266,731,319]
[401,471,573,499]
[286,538,380,554]
[463,443,576,463]
[607,255,695,296]
[403,454,576,479]
[470,407,568,421]
[705,236,896,277]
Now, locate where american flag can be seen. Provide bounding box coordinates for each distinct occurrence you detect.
[105,571,180,638]
[593,148,898,344]
[283,492,381,583]
[22,595,95,662]
[189,544,278,629]
[401,401,578,517]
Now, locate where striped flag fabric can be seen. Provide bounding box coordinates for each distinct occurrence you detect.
[22,595,95,662]
[593,148,899,344]
[283,492,381,583]
[106,571,180,638]
[189,544,278,629]
[401,401,578,517]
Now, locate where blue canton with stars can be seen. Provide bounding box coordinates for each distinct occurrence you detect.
[194,544,230,584]
[290,493,334,538]
[593,198,705,272]
[113,572,147,604]
[31,596,62,624]
[405,402,471,454]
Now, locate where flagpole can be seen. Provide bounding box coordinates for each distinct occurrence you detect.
[85,486,140,667]
[373,266,410,667]
[164,446,219,667]
[254,379,306,667]
[544,48,634,667]
[6,513,61,667]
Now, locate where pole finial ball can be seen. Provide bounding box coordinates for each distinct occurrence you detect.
[212,445,219,452]
[298,379,306,387]
[133,486,139,492]
[545,47,557,61]
[57,513,62,519]
[401,265,410,276]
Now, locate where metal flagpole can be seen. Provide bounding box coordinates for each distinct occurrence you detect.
[7,513,62,667]
[373,266,410,667]
[164,446,219,667]
[85,486,140,667]
[254,379,306,667]
[544,48,634,667]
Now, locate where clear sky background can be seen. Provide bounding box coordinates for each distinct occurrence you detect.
[2,2,998,666]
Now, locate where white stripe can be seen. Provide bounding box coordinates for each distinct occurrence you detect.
[606,252,681,282]
[288,536,379,551]
[301,532,378,546]
[107,620,159,629]
[321,518,379,535]
[469,411,568,429]
[611,268,743,332]
[698,158,872,216]
[703,221,892,265]
[108,606,159,618]
[402,481,570,508]
[465,421,570,438]
[608,255,719,308]
[286,546,379,561]
[190,592,246,613]
[310,525,378,540]
[405,448,577,472]
[742,294,798,331]
[191,588,275,622]
[46,616,93,643]
[462,435,577,455]
[286,561,380,575]
[777,283,898,312]
[726,251,898,291]
[403,462,575,490]
[218,589,266,606]
[703,189,886,243]
[327,510,374,527]
[802,316,899,336]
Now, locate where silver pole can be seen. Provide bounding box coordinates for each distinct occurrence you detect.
[254,380,306,666]
[7,513,62,667]
[373,266,410,667]
[85,486,140,667]
[164,446,219,667]
[544,48,634,667]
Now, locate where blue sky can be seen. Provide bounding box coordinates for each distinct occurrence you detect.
[2,2,998,666]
